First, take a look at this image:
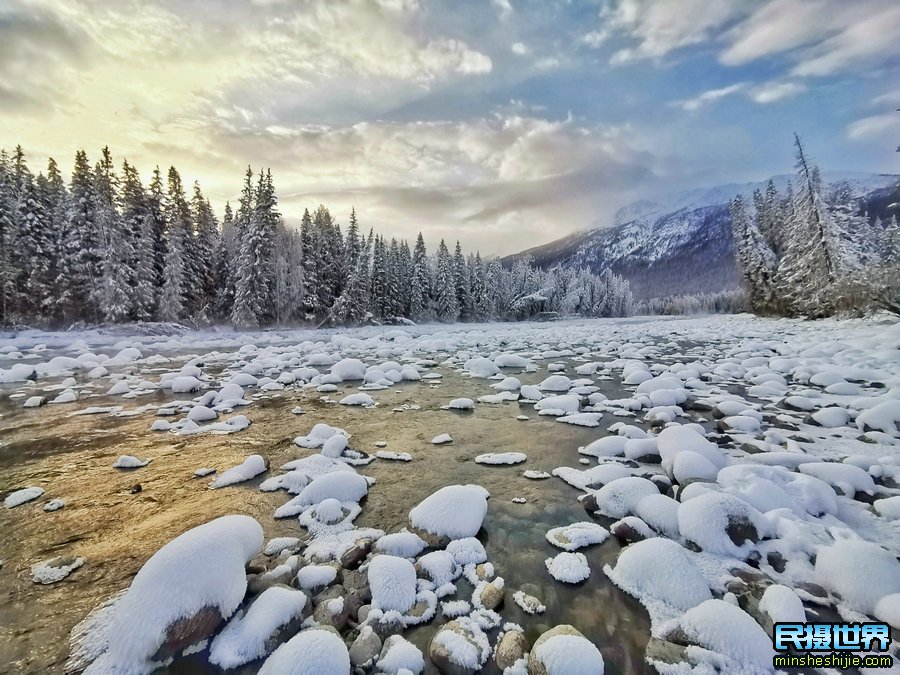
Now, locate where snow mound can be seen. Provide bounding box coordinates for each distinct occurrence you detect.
[376,451,412,462]
[210,455,268,489]
[545,552,590,583]
[534,633,604,675]
[331,358,367,381]
[209,586,308,669]
[113,455,151,469]
[258,628,350,674]
[409,485,489,541]
[431,433,453,445]
[815,539,900,614]
[797,462,875,495]
[656,425,726,478]
[73,515,263,674]
[474,452,526,465]
[604,538,710,628]
[296,565,338,591]
[340,393,375,407]
[369,555,417,613]
[592,476,659,519]
[447,398,474,410]
[4,486,45,508]
[377,635,424,674]
[678,599,773,672]
[539,375,571,392]
[296,471,368,507]
[678,491,768,556]
[464,357,500,378]
[294,423,348,449]
[759,584,805,624]
[376,531,427,558]
[546,522,610,551]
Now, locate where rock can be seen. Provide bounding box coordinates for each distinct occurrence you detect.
[429,620,487,674]
[766,551,787,573]
[349,626,381,667]
[645,636,689,667]
[611,519,647,544]
[494,629,528,670]
[370,612,404,641]
[248,563,295,595]
[357,604,372,624]
[479,578,504,610]
[130,484,142,494]
[474,563,494,582]
[725,514,761,547]
[152,606,224,661]
[312,585,349,630]
[340,538,373,570]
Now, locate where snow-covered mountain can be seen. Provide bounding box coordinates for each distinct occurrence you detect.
[504,172,899,300]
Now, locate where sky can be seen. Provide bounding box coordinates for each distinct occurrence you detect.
[1,0,898,256]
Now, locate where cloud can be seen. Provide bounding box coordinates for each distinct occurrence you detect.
[580,30,609,49]
[602,0,749,64]
[511,42,529,55]
[674,83,748,111]
[602,0,900,81]
[748,80,806,104]
[847,113,900,141]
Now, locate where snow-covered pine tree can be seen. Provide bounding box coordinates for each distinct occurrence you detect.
[468,252,488,321]
[120,160,156,321]
[273,224,304,325]
[253,169,279,323]
[93,148,132,322]
[398,239,412,317]
[730,194,776,313]
[231,167,262,328]
[434,239,459,322]
[409,232,430,321]
[777,135,842,317]
[58,149,101,323]
[159,166,192,321]
[15,171,53,318]
[214,202,237,320]
[0,149,18,323]
[452,240,472,321]
[300,208,320,319]
[385,238,403,319]
[146,167,167,293]
[370,235,387,319]
[191,182,219,319]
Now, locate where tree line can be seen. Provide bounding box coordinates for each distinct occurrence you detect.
[730,135,899,317]
[0,146,635,329]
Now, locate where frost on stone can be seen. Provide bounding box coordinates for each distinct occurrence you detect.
[377,635,424,675]
[376,451,412,462]
[210,455,268,489]
[545,552,590,583]
[591,476,659,519]
[70,515,263,674]
[546,522,609,551]
[409,485,489,541]
[368,555,418,613]
[534,633,604,675]
[208,586,308,669]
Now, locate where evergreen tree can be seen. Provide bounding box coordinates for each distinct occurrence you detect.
[300,208,320,318]
[409,232,430,321]
[215,202,238,320]
[452,240,472,320]
[120,160,155,320]
[58,149,101,322]
[191,182,219,318]
[434,239,459,322]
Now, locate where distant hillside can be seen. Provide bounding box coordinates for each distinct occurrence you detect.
[503,172,899,300]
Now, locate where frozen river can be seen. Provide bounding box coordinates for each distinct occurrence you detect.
[1,314,898,674]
